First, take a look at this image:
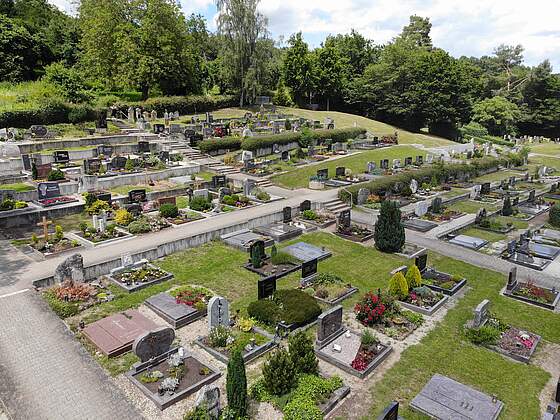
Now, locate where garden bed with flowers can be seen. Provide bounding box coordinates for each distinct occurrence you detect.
[43,279,115,319]
[503,280,560,310]
[195,320,277,364]
[145,286,213,328]
[335,224,374,243]
[310,273,358,306]
[354,290,424,341]
[388,268,448,316]
[108,261,174,293]
[296,209,336,228]
[36,196,78,207]
[21,226,82,258]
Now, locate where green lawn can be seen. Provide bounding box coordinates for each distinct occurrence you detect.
[473,170,523,183]
[440,188,469,199]
[109,184,155,196]
[271,145,425,189]
[460,227,505,243]
[493,215,529,230]
[183,107,454,147]
[447,199,500,214]
[530,142,560,155]
[529,155,560,171]
[0,183,35,192]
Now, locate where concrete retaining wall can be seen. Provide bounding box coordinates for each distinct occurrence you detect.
[253,141,299,158]
[33,208,286,288]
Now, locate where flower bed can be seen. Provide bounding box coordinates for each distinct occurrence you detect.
[354,291,423,340]
[422,209,464,223]
[244,249,301,279]
[297,209,336,228]
[422,269,467,296]
[310,273,358,306]
[28,235,81,257]
[398,286,448,316]
[220,194,255,208]
[195,321,277,363]
[165,210,204,226]
[43,280,114,318]
[335,224,374,242]
[124,215,171,234]
[108,262,173,293]
[36,196,78,207]
[504,280,560,310]
[74,225,131,245]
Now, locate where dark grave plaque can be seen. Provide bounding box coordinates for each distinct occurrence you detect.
[21,154,31,171]
[481,182,491,194]
[512,197,519,206]
[507,267,518,291]
[258,276,277,300]
[281,150,290,161]
[317,168,328,180]
[138,141,150,153]
[128,189,147,203]
[301,258,318,279]
[126,203,142,217]
[37,182,61,200]
[380,159,389,169]
[555,378,560,403]
[212,175,227,189]
[283,206,292,223]
[405,157,413,166]
[53,150,70,164]
[84,158,101,174]
[95,112,108,130]
[528,189,536,203]
[300,200,311,212]
[97,145,113,157]
[159,151,170,162]
[30,125,48,137]
[338,209,351,228]
[249,239,266,262]
[158,196,176,206]
[335,166,346,178]
[377,401,400,420]
[36,163,52,179]
[153,124,165,134]
[507,240,517,255]
[111,156,127,170]
[96,192,112,203]
[415,252,428,273]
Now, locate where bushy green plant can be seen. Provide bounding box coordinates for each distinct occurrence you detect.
[14,201,27,209]
[262,348,296,396]
[274,289,322,325]
[255,190,270,201]
[124,158,136,171]
[270,251,296,266]
[283,375,343,420]
[189,196,212,212]
[0,198,14,211]
[198,137,242,154]
[127,219,151,234]
[549,204,560,227]
[47,169,65,181]
[247,299,281,325]
[402,310,424,326]
[87,199,110,215]
[159,203,179,218]
[209,325,231,348]
[405,265,423,289]
[374,201,405,253]
[302,210,317,220]
[388,272,409,299]
[502,196,513,216]
[43,289,79,318]
[226,349,247,418]
[361,330,378,346]
[55,225,64,241]
[465,325,500,345]
[288,331,318,376]
[183,404,211,420]
[114,209,134,226]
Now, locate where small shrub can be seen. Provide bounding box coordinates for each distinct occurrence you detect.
[47,169,65,181]
[315,272,343,286]
[274,289,321,325]
[78,221,88,233]
[55,225,64,241]
[465,326,500,345]
[183,404,211,420]
[262,348,296,396]
[361,330,378,346]
[255,190,270,201]
[114,209,134,226]
[405,265,423,289]
[159,203,179,218]
[127,219,151,234]
[208,325,231,348]
[226,349,247,418]
[550,204,560,227]
[302,209,317,220]
[87,199,110,215]
[189,196,212,212]
[388,272,409,299]
[14,201,27,209]
[247,299,280,325]
[288,331,319,376]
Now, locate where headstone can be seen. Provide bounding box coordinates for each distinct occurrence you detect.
[158,196,176,207]
[132,327,175,362]
[357,188,369,205]
[35,163,52,179]
[300,200,311,212]
[21,154,31,171]
[97,145,113,157]
[53,150,70,164]
[128,189,146,203]
[30,125,48,137]
[283,206,292,223]
[338,209,351,228]
[426,154,434,164]
[380,159,389,170]
[53,254,85,283]
[241,150,253,162]
[137,141,150,153]
[249,239,266,262]
[281,150,290,161]
[555,378,560,403]
[121,253,134,268]
[193,189,209,200]
[153,123,165,134]
[212,175,227,189]
[335,167,346,178]
[473,299,490,328]
[84,158,101,174]
[416,155,423,165]
[37,182,61,200]
[258,276,277,300]
[481,182,491,195]
[507,267,518,291]
[475,208,487,224]
[512,197,519,206]
[158,151,170,163]
[243,178,257,196]
[392,159,401,169]
[507,239,517,255]
[410,179,418,194]
[415,252,428,273]
[301,258,318,280]
[470,185,481,200]
[528,189,536,203]
[316,305,343,344]
[509,176,516,186]
[208,296,229,330]
[195,385,221,419]
[405,156,413,166]
[317,168,328,180]
[111,156,127,170]
[366,161,376,173]
[377,401,400,420]
[415,201,429,217]
[218,187,230,200]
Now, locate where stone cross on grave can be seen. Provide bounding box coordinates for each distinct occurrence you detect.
[37,216,53,241]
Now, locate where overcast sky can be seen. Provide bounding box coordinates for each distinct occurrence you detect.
[49,0,560,71]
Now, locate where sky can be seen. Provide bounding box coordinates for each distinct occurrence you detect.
[49,0,560,71]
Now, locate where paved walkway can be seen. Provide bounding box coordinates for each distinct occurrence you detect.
[0,290,142,420]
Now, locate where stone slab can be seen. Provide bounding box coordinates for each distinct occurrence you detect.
[449,234,489,250]
[283,241,332,262]
[145,292,205,329]
[411,374,504,420]
[403,218,438,232]
[82,310,158,357]
[220,229,274,251]
[252,223,303,242]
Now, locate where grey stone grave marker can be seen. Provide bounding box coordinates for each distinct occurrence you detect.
[415,200,429,217]
[132,327,175,362]
[208,296,229,330]
[416,155,423,165]
[338,208,351,228]
[193,189,209,200]
[243,178,257,196]
[316,305,344,346]
[470,184,481,199]
[473,299,490,328]
[195,385,220,419]
[357,188,369,205]
[366,161,376,173]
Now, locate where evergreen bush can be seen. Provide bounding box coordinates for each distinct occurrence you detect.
[388,272,409,299]
[405,265,423,289]
[226,349,247,418]
[374,200,405,252]
[262,348,296,396]
[288,332,318,376]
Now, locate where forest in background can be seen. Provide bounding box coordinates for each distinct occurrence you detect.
[1,0,559,138]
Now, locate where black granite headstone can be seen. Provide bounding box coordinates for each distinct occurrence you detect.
[84,158,101,174]
[317,168,328,180]
[212,175,227,189]
[53,150,69,164]
[258,276,277,300]
[301,258,318,279]
[37,182,61,200]
[338,209,351,228]
[153,124,165,134]
[507,267,517,290]
[377,401,399,420]
[405,157,413,166]
[21,154,31,171]
[283,206,292,223]
[128,189,146,203]
[138,141,150,153]
[97,145,113,157]
[300,200,311,212]
[335,167,346,178]
[111,156,127,170]
[481,182,491,194]
[281,150,289,161]
[415,253,428,273]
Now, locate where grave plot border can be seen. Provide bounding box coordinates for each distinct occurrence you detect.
[126,347,221,411]
[107,262,174,293]
[502,285,560,311]
[194,326,277,364]
[320,384,351,416]
[315,328,393,379]
[425,277,467,297]
[398,294,449,316]
[334,231,375,243]
[18,239,83,260]
[66,228,134,248]
[296,217,336,229]
[243,260,301,279]
[313,286,359,306]
[145,293,208,329]
[486,333,541,364]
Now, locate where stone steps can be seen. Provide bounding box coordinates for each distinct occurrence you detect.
[256,179,273,188]
[322,198,350,214]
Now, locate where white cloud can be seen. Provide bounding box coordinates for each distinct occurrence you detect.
[48,0,560,69]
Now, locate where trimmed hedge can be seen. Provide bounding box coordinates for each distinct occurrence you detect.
[113,94,238,115]
[198,136,242,153]
[339,155,523,204]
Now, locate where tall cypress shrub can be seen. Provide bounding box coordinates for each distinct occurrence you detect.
[226,349,247,417]
[374,200,405,252]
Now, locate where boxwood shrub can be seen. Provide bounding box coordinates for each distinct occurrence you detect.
[248,289,321,326]
[198,137,242,153]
